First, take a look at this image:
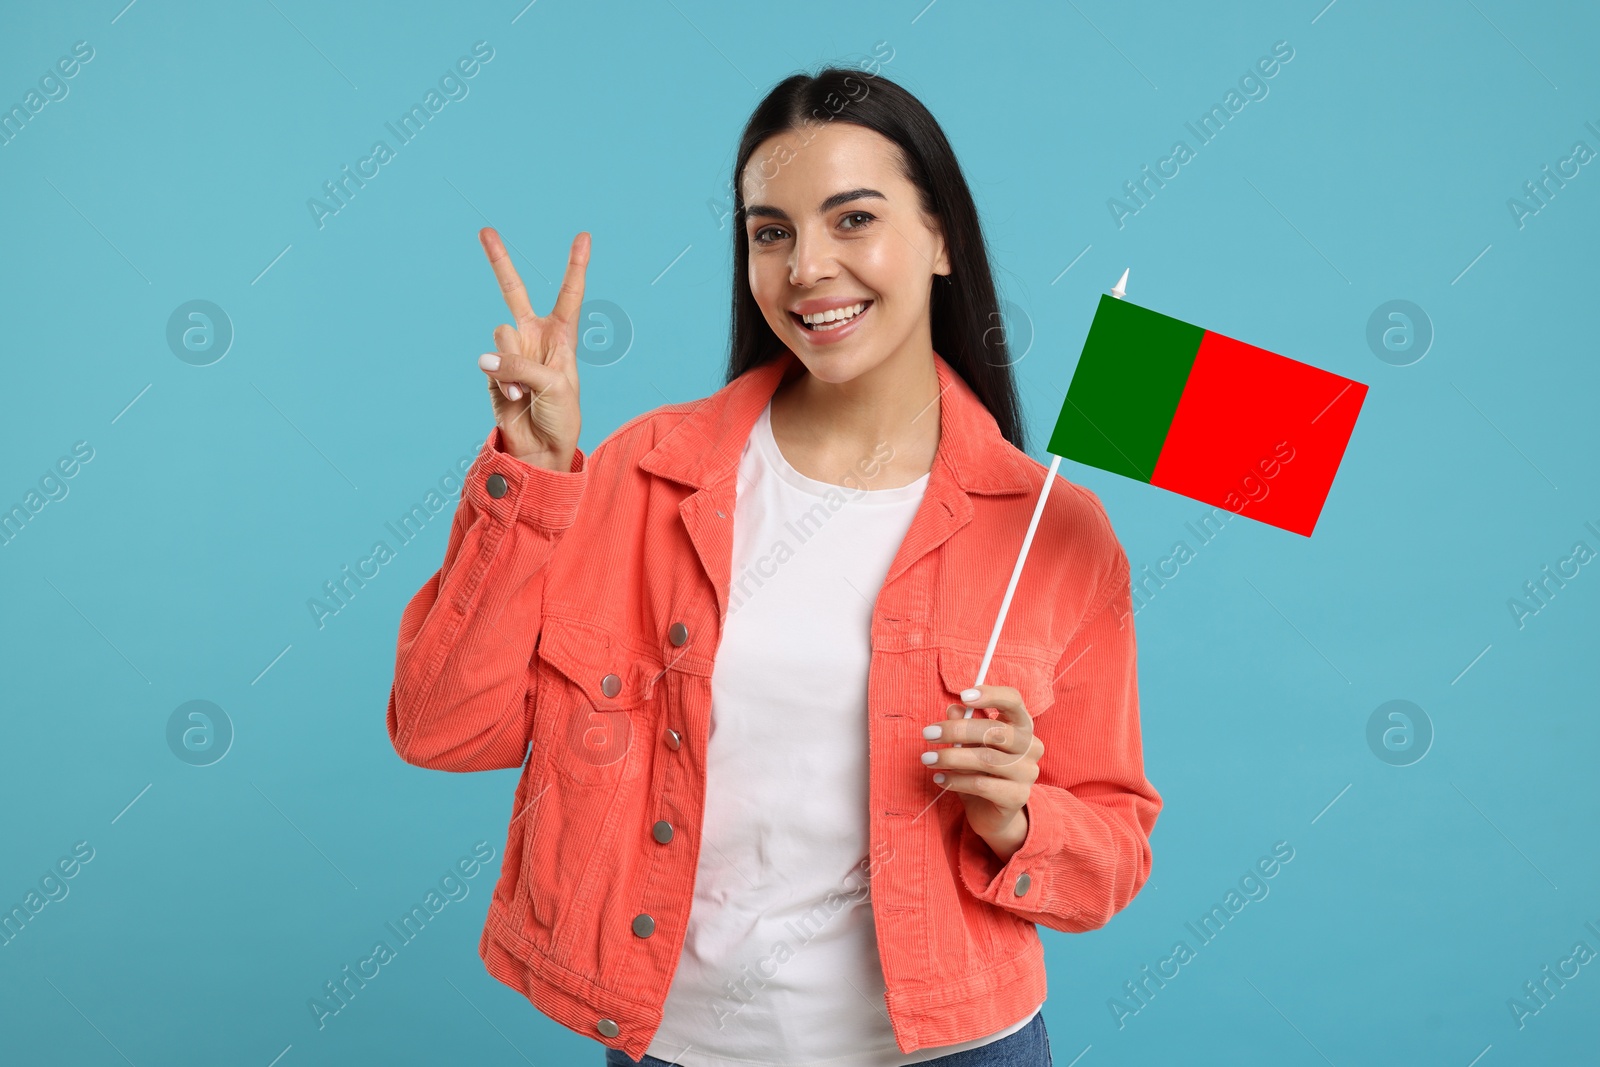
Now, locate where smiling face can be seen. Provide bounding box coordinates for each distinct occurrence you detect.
[741,121,951,385]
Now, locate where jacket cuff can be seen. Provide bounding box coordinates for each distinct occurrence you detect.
[464,426,587,531]
[956,789,1076,920]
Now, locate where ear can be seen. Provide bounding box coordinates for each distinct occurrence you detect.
[924,212,952,279]
[932,227,952,279]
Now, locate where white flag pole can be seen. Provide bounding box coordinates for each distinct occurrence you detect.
[954,269,1129,743]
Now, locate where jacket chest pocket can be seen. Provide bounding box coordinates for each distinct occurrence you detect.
[936,643,1057,722]
[534,615,658,786]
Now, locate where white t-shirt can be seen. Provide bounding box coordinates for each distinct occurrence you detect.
[646,399,1041,1066]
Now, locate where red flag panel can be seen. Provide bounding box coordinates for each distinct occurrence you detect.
[1148,330,1367,536]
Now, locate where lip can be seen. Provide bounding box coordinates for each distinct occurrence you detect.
[790,296,873,316]
[789,299,873,346]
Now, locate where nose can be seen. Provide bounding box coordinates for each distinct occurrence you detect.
[788,227,837,288]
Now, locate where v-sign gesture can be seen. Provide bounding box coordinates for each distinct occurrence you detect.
[476,227,591,471]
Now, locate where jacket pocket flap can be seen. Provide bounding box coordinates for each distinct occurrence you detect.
[536,616,650,711]
[937,644,1057,719]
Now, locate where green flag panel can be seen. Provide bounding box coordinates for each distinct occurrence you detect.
[1046,294,1204,482]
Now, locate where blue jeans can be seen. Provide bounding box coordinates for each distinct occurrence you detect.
[603,1010,1052,1066]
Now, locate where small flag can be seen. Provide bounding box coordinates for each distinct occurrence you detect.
[1049,293,1367,537]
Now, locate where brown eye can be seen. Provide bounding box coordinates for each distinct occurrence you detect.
[753,225,788,246]
[840,211,875,230]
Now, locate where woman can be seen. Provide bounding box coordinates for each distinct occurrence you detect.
[388,66,1161,1066]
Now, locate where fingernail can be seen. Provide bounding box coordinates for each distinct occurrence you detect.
[920,751,938,765]
[961,688,980,703]
[932,773,945,784]
[479,353,501,371]
[507,384,522,401]
[922,724,941,740]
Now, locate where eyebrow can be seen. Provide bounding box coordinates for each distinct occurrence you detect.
[743,187,887,224]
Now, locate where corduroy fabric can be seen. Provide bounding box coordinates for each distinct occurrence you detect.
[387,348,1162,1060]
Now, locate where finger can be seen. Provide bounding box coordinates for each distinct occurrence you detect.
[930,716,1029,754]
[493,323,522,357]
[487,371,521,403]
[950,683,1028,754]
[929,771,1028,805]
[478,351,561,401]
[924,740,1034,779]
[479,227,537,325]
[547,232,591,326]
[492,325,523,400]
[482,358,521,402]
[959,684,1031,730]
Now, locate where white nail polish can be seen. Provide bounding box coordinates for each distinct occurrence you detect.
[507,384,522,401]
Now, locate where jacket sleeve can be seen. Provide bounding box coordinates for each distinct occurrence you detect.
[386,426,588,773]
[955,546,1162,932]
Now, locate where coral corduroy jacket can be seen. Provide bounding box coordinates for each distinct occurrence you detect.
[387,348,1161,1059]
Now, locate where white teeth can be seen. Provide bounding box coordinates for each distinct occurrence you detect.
[800,302,866,327]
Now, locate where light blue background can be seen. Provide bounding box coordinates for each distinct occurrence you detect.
[2,1,1597,1064]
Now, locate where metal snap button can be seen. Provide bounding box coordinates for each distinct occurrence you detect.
[601,673,621,698]
[663,728,681,751]
[1013,872,1032,897]
[596,1018,620,1038]
[668,621,688,646]
[652,820,673,844]
[485,473,508,498]
[632,913,655,938]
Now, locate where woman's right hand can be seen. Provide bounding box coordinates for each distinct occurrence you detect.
[477,227,590,471]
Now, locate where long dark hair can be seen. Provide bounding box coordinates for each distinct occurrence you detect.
[725,65,1026,452]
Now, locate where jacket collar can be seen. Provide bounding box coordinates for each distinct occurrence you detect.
[638,348,1036,496]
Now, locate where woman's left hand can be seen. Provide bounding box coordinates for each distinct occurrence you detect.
[920,685,1043,862]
